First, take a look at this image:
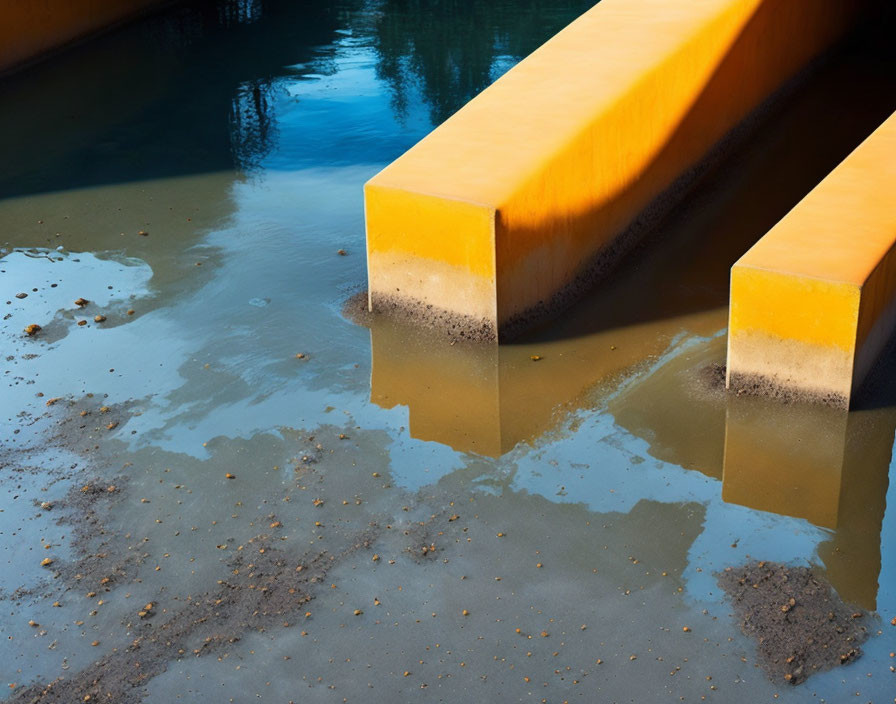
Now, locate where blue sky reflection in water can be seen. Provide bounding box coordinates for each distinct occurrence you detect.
[0,0,895,701]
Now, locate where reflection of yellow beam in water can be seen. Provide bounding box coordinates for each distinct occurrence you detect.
[371,320,502,456]
[723,398,847,529]
[722,396,891,609]
[609,331,892,610]
[369,306,724,458]
[608,335,728,480]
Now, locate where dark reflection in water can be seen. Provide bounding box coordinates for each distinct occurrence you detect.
[0,0,341,196]
[0,0,596,199]
[229,78,279,170]
[369,0,595,124]
[217,0,264,26]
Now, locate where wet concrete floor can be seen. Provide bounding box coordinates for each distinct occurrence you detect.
[1,0,895,701]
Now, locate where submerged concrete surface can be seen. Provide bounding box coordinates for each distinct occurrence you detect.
[0,0,172,75]
[727,111,896,407]
[364,0,867,340]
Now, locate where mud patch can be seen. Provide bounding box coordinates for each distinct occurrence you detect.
[49,475,145,592]
[368,292,497,343]
[4,398,445,704]
[717,561,872,684]
[10,529,377,704]
[727,371,848,409]
[697,362,726,393]
[341,289,372,327]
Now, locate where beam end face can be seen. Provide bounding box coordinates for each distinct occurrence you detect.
[365,182,498,341]
[727,266,860,408]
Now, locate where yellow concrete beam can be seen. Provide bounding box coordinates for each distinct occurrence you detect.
[727,111,896,407]
[0,0,171,76]
[365,0,866,341]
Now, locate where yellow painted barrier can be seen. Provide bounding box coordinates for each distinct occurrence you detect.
[0,0,171,75]
[365,0,866,341]
[727,111,896,407]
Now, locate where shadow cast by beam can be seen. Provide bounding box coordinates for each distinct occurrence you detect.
[503,1,896,345]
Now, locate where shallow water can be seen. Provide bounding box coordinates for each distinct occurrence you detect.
[1,1,895,701]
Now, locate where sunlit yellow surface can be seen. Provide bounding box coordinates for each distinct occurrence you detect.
[365,0,863,337]
[727,111,896,405]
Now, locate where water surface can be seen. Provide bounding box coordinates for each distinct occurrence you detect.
[1,1,895,701]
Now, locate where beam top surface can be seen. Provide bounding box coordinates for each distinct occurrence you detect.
[735,113,896,287]
[368,0,765,207]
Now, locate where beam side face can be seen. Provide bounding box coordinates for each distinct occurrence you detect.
[847,118,896,389]
[495,0,862,326]
[365,184,498,340]
[728,112,896,406]
[852,239,896,392]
